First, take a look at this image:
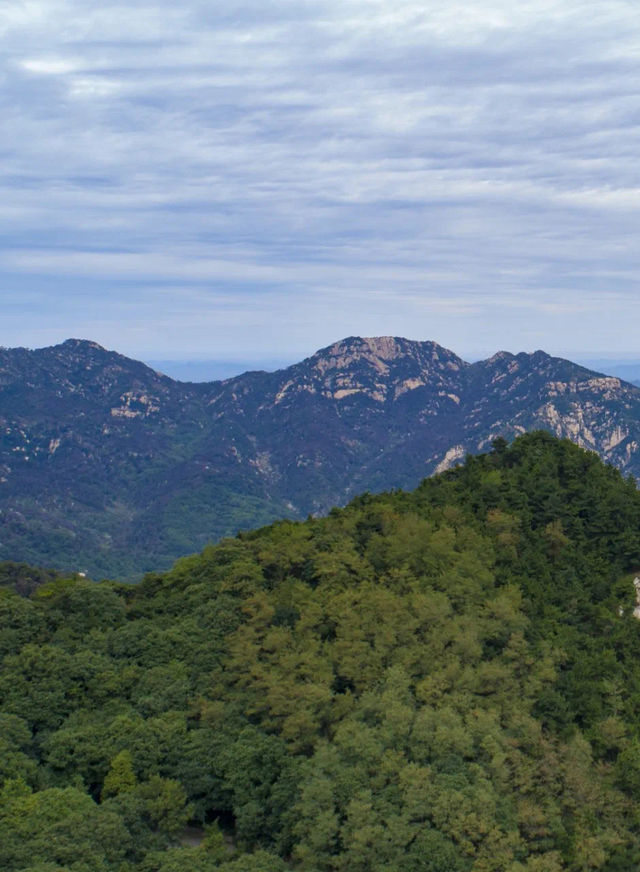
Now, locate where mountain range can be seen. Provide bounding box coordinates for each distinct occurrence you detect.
[2,335,640,579]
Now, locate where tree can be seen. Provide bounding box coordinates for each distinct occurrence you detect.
[102,749,137,799]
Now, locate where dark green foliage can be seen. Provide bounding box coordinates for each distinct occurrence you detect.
[3,434,640,870]
[0,561,61,596]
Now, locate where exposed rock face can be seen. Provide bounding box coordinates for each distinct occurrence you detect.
[633,578,640,620]
[2,336,640,578]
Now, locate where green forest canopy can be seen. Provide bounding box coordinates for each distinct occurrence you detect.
[2,432,640,871]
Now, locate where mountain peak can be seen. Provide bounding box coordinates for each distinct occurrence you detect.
[484,350,515,365]
[328,335,454,358]
[59,339,107,352]
[522,349,552,363]
[352,336,420,360]
[308,336,466,376]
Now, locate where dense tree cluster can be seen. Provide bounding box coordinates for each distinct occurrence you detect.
[2,432,640,870]
[0,561,61,597]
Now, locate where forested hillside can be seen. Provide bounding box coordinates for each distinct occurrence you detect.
[2,433,640,871]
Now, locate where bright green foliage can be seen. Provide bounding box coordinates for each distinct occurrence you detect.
[102,750,138,798]
[0,780,129,871]
[2,433,640,870]
[139,847,224,872]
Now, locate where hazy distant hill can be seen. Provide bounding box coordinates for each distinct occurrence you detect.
[2,335,640,578]
[578,359,640,384]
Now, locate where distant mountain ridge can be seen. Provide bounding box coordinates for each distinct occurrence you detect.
[2,335,640,578]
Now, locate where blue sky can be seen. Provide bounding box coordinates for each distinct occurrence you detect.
[2,0,640,366]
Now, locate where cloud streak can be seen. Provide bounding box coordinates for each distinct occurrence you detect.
[2,0,640,360]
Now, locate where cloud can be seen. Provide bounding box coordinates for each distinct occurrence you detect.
[2,0,640,359]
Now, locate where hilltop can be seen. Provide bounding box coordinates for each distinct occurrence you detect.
[2,434,640,870]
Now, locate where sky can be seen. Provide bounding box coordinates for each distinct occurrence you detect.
[2,0,640,369]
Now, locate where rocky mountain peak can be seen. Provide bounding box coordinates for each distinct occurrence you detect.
[484,350,515,365]
[280,336,468,406]
[59,339,106,352]
[40,338,175,390]
[310,336,405,373]
[309,336,466,377]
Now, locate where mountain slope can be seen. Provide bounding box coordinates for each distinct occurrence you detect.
[3,434,640,871]
[2,336,640,578]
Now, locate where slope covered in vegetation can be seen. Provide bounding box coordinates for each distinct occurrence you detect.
[2,432,640,871]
